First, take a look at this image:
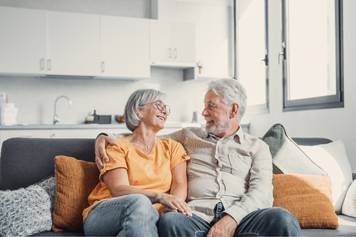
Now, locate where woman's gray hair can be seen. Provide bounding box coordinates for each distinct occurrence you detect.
[124,89,166,132]
[208,79,247,123]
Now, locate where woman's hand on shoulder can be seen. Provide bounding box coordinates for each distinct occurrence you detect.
[156,193,192,217]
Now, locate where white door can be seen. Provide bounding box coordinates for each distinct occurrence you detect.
[46,11,100,76]
[0,7,46,74]
[171,22,196,64]
[150,20,172,64]
[100,16,150,79]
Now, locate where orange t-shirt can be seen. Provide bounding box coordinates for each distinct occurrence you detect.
[82,137,190,220]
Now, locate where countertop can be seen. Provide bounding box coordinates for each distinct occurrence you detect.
[0,122,202,130]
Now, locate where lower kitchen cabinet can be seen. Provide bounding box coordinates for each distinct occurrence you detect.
[0,125,192,151]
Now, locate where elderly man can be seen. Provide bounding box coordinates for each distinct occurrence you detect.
[96,79,301,237]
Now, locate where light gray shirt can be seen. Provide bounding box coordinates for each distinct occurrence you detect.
[168,127,273,223]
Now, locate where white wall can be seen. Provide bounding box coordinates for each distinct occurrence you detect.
[248,0,356,171]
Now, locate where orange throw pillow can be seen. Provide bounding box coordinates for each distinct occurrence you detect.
[273,174,338,229]
[52,155,99,232]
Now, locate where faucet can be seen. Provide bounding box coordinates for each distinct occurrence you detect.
[53,95,72,125]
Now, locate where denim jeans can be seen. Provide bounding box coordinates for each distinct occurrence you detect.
[158,202,301,237]
[84,194,159,237]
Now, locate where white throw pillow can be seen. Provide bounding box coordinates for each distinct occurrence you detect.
[342,180,356,217]
[300,140,353,213]
[273,138,326,175]
[262,123,326,175]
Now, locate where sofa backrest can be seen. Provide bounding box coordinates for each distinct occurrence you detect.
[0,138,95,190]
[0,136,332,190]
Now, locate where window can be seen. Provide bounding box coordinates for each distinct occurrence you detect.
[236,0,269,112]
[282,0,343,111]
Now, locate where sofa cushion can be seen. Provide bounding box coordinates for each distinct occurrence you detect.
[0,181,52,236]
[262,124,326,175]
[300,140,353,213]
[52,155,99,232]
[273,174,338,229]
[301,215,356,236]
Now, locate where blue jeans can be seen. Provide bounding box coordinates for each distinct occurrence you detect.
[84,194,159,237]
[158,203,301,237]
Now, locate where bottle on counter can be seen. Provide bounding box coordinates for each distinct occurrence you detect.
[0,101,18,126]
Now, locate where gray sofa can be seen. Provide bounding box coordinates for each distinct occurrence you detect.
[1,137,356,236]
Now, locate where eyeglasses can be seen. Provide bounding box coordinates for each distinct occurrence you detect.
[149,101,171,115]
[204,102,219,112]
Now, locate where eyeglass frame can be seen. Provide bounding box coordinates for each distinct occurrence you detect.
[143,100,171,115]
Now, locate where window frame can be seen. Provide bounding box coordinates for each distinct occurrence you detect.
[281,0,344,111]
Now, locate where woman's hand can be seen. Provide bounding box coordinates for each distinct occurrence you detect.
[156,193,192,217]
[95,134,116,170]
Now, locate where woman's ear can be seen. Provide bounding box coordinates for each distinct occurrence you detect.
[136,110,143,120]
[230,103,239,119]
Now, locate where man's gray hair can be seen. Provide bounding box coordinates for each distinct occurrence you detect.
[208,79,247,122]
[124,89,166,132]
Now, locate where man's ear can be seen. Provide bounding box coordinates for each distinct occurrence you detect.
[230,103,239,119]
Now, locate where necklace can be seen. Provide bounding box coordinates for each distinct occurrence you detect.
[131,139,155,153]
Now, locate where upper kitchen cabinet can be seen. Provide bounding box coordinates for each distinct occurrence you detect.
[193,10,233,80]
[0,7,46,75]
[160,0,234,80]
[99,16,150,79]
[150,20,196,68]
[46,11,100,76]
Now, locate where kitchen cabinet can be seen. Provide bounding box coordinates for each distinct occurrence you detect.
[150,20,196,67]
[0,7,100,76]
[193,19,232,79]
[0,7,46,75]
[0,6,202,79]
[99,16,150,79]
[46,11,100,76]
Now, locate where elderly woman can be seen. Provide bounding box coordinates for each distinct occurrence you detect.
[82,89,191,237]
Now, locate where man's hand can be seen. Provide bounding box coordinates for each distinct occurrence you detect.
[95,135,116,170]
[207,215,238,237]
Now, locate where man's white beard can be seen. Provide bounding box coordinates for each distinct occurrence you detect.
[205,120,230,136]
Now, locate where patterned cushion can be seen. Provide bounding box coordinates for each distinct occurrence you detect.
[0,183,52,236]
[37,176,56,211]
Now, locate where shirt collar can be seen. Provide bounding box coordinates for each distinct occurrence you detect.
[207,126,245,144]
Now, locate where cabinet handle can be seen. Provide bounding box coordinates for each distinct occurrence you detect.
[39,58,45,71]
[101,61,105,73]
[174,48,178,59]
[168,48,172,59]
[47,59,52,71]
